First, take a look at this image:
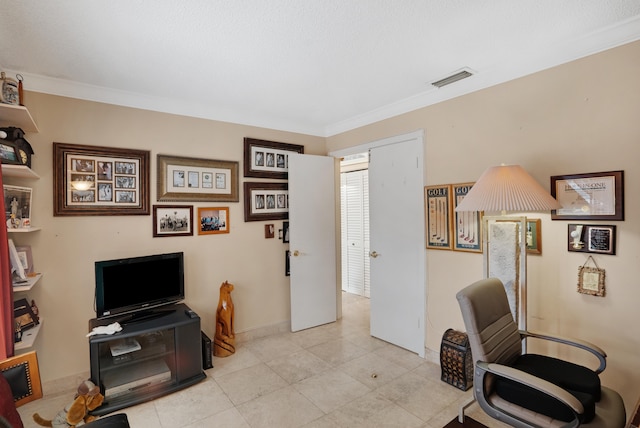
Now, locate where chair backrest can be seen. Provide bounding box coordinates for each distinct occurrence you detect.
[456,278,522,366]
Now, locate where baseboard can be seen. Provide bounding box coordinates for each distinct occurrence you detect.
[41,371,90,397]
[235,320,290,344]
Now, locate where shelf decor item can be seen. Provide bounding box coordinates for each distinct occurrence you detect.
[3,184,32,229]
[53,142,150,216]
[0,72,19,105]
[243,137,304,179]
[157,154,239,202]
[0,127,34,168]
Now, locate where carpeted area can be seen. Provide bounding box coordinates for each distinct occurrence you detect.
[443,416,488,428]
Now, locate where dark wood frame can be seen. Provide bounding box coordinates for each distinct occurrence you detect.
[243,137,304,179]
[425,185,453,250]
[551,170,624,221]
[157,154,239,202]
[526,218,542,255]
[53,142,150,216]
[152,205,194,237]
[197,206,230,235]
[568,224,617,255]
[243,182,288,222]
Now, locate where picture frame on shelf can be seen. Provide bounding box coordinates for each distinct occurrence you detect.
[451,182,482,253]
[425,184,452,250]
[53,142,150,216]
[551,170,624,221]
[152,205,194,237]
[568,224,616,255]
[526,218,542,255]
[14,298,38,331]
[243,182,288,222]
[15,245,33,274]
[3,184,32,228]
[243,138,304,179]
[197,206,230,235]
[157,154,239,202]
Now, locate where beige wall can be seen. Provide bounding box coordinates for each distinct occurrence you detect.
[328,40,640,412]
[10,39,639,412]
[10,93,325,387]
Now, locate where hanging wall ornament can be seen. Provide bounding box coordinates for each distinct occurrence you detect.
[577,255,605,297]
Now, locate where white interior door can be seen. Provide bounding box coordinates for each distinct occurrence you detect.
[288,153,337,332]
[369,136,425,356]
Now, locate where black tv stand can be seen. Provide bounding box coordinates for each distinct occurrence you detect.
[118,308,176,325]
[88,303,205,415]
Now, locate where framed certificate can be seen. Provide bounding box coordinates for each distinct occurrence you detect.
[551,171,624,220]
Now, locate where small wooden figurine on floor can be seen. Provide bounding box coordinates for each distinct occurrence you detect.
[214,281,236,357]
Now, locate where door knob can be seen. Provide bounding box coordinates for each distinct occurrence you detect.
[292,250,300,257]
[369,251,379,258]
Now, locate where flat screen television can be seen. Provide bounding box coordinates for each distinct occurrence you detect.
[95,252,184,320]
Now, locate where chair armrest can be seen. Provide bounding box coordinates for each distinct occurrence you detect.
[476,361,582,428]
[520,330,607,374]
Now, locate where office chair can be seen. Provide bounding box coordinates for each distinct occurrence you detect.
[456,278,626,427]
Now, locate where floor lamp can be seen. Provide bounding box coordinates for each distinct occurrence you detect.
[454,164,560,422]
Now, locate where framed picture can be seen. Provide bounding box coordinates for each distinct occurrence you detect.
[15,245,34,274]
[526,218,542,255]
[197,206,229,235]
[244,182,288,222]
[3,184,32,228]
[14,298,37,331]
[152,205,194,237]
[551,170,624,220]
[568,224,616,255]
[425,185,452,250]
[157,154,239,202]
[265,224,275,238]
[451,182,482,253]
[243,138,304,179]
[285,250,290,276]
[282,221,290,243]
[577,256,606,297]
[53,142,150,216]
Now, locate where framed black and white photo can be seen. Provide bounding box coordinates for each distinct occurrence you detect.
[53,142,150,216]
[152,205,194,237]
[243,138,304,179]
[157,154,239,202]
[244,182,288,222]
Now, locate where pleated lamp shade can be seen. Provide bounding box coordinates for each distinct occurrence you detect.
[455,164,561,212]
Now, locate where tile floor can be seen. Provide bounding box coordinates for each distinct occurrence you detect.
[18,293,507,427]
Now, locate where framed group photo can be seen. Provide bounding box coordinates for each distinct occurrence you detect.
[198,207,229,235]
[243,138,304,179]
[53,142,150,216]
[152,205,194,237]
[157,154,239,202]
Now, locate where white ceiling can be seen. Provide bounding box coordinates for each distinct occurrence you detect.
[1,1,640,137]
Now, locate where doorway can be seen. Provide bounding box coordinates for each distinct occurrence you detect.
[340,153,370,298]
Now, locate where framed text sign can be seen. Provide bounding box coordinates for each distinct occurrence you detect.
[551,171,624,220]
[424,185,452,250]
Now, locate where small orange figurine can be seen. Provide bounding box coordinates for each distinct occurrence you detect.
[214,281,235,357]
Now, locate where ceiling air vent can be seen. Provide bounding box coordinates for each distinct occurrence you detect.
[431,68,474,88]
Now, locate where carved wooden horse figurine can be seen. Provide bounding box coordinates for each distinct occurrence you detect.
[214,281,236,357]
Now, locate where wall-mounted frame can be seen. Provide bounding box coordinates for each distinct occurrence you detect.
[265,224,275,238]
[197,206,229,235]
[282,221,290,243]
[526,218,542,255]
[577,256,605,297]
[451,182,482,253]
[152,205,193,237]
[157,154,239,202]
[53,142,150,216]
[551,170,624,221]
[244,182,288,222]
[3,184,32,228]
[243,138,304,179]
[425,185,452,250]
[568,224,616,255]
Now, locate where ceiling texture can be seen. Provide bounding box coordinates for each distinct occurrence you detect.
[1,1,640,137]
